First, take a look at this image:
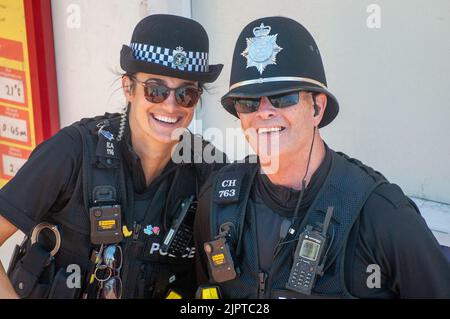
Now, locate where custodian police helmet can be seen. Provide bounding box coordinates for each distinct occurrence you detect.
[221,16,339,128]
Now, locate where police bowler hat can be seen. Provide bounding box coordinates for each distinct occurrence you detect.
[221,16,339,128]
[121,14,223,83]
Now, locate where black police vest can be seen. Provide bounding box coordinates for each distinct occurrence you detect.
[210,151,387,299]
[13,113,201,298]
[78,114,203,298]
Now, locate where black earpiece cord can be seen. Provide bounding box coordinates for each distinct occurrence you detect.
[292,125,317,222]
[274,125,317,256]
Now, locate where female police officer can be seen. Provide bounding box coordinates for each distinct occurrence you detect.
[195,16,450,299]
[0,14,225,299]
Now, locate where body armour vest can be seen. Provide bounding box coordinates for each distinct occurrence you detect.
[209,151,387,299]
[9,113,202,298]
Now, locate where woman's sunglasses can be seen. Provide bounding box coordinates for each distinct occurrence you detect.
[233,91,301,114]
[130,76,202,108]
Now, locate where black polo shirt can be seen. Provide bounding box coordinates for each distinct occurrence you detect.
[0,126,83,234]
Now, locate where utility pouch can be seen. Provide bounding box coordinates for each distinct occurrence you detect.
[8,222,62,298]
[47,268,81,299]
[6,238,27,277]
[9,243,55,298]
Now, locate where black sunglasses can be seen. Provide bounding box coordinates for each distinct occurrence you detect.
[233,91,302,114]
[131,76,202,108]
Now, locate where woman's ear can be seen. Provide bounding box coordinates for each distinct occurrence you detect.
[122,76,134,102]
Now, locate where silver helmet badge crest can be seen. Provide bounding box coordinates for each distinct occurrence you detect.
[173,46,188,68]
[241,23,283,75]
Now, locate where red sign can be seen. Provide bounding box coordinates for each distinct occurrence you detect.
[0,37,24,62]
[0,0,60,185]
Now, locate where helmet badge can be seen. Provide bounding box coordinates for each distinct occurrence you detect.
[241,23,283,75]
[173,46,188,68]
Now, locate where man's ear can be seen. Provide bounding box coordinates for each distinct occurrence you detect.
[312,93,327,127]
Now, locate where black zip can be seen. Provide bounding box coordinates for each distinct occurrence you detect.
[265,222,299,297]
[251,201,266,299]
[265,243,286,298]
[258,271,267,296]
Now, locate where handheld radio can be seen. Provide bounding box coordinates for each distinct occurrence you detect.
[160,196,196,257]
[286,206,334,295]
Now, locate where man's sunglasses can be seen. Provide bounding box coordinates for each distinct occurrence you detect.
[130,76,202,108]
[233,91,302,114]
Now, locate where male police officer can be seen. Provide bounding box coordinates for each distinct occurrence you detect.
[194,16,450,298]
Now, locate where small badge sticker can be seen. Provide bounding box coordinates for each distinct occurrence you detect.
[144,225,160,236]
[241,23,283,75]
[100,129,114,141]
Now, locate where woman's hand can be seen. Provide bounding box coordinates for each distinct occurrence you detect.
[0,215,19,299]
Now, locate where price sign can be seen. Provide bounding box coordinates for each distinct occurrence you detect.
[0,67,27,107]
[2,154,26,177]
[0,104,30,145]
[0,75,24,104]
[0,144,30,180]
[0,115,28,142]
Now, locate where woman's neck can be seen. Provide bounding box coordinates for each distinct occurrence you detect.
[130,130,175,186]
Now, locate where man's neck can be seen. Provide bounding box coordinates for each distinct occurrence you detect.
[260,135,326,191]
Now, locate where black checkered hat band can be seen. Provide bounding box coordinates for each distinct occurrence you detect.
[130,42,209,72]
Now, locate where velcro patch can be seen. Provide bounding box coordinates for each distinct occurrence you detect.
[96,132,120,159]
[214,173,242,204]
